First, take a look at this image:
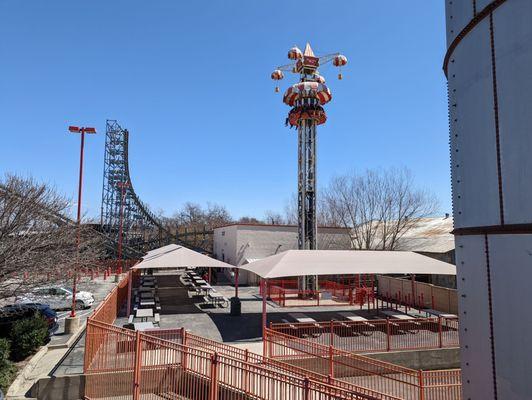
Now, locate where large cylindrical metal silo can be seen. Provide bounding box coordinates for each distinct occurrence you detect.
[445,1,532,399]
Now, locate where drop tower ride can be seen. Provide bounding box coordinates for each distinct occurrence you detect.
[271,44,347,291]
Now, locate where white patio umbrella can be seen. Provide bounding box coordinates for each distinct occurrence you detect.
[240,249,456,329]
[240,249,456,278]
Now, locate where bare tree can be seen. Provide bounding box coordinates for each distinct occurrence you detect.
[264,210,285,225]
[236,216,262,224]
[283,194,298,225]
[166,202,233,251]
[0,175,105,301]
[322,168,439,250]
[283,193,341,227]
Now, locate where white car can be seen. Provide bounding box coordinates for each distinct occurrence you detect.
[16,286,94,310]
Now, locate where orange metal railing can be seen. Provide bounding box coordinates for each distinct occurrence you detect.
[263,278,376,308]
[183,330,404,400]
[83,273,461,400]
[88,270,130,325]
[264,328,462,400]
[84,322,397,400]
[269,317,459,353]
[84,272,131,371]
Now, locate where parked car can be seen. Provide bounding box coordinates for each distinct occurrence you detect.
[15,286,94,310]
[0,303,59,338]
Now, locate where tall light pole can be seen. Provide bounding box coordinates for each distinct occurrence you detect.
[68,125,96,318]
[117,181,130,276]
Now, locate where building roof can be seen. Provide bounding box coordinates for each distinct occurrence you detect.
[213,223,350,231]
[240,249,456,279]
[395,217,455,253]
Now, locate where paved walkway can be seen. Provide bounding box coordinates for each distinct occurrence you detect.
[135,283,380,343]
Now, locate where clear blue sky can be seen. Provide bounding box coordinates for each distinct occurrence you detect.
[0,1,450,220]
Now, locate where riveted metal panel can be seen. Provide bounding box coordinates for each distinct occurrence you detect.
[448,19,500,229]
[492,0,532,224]
[445,0,475,46]
[476,0,496,11]
[455,235,495,400]
[489,234,532,400]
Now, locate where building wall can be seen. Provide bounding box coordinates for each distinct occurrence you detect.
[213,224,352,285]
[445,1,532,398]
[212,225,238,265]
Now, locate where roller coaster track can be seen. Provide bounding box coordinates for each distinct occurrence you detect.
[2,120,210,260]
[99,120,212,256]
[100,120,174,256]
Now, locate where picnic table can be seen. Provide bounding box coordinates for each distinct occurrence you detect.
[381,310,421,334]
[289,313,316,323]
[423,309,458,319]
[135,308,153,322]
[338,312,368,322]
[380,310,415,320]
[207,292,228,307]
[337,312,375,336]
[285,313,322,338]
[134,322,155,331]
[140,299,155,307]
[198,284,213,294]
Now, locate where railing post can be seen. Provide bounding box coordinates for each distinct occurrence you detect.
[244,349,249,394]
[303,376,310,400]
[268,326,273,357]
[438,316,443,348]
[418,369,425,400]
[133,331,142,400]
[330,320,334,348]
[181,328,188,372]
[328,345,334,378]
[386,318,391,352]
[126,270,132,316]
[83,320,91,372]
[263,326,267,357]
[209,352,219,400]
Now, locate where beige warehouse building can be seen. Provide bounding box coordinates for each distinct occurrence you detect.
[212,223,351,284]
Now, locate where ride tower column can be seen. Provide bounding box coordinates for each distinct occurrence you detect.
[271,43,347,292]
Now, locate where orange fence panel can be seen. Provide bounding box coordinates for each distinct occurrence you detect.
[269,317,459,354]
[422,369,462,400]
[84,322,399,400]
[84,273,461,400]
